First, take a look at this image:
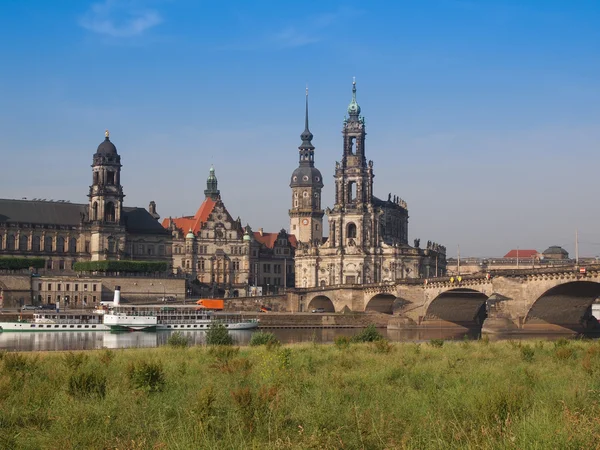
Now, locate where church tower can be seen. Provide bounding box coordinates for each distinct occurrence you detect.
[88,130,126,260]
[289,88,324,245]
[327,79,375,251]
[204,166,220,200]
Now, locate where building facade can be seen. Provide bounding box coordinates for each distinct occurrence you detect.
[292,81,447,287]
[0,131,172,280]
[164,168,295,296]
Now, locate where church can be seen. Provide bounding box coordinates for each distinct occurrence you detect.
[290,82,447,288]
[0,131,171,273]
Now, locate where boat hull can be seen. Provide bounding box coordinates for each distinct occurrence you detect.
[0,322,110,332]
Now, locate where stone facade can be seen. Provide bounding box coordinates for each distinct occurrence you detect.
[164,168,295,297]
[0,131,171,277]
[292,81,447,288]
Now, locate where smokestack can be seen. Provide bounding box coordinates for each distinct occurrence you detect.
[113,286,121,306]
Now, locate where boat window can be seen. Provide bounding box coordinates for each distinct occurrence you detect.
[92,325,96,328]
[31,324,36,328]
[84,325,89,328]
[77,325,81,328]
[70,325,74,328]
[55,325,59,328]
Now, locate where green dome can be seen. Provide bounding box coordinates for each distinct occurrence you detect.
[207,165,217,182]
[186,229,195,239]
[243,231,252,242]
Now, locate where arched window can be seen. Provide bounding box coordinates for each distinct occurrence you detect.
[19,234,28,251]
[32,236,40,252]
[44,236,53,252]
[107,171,115,185]
[349,136,356,155]
[6,234,15,250]
[69,237,77,253]
[348,182,356,202]
[108,237,115,253]
[93,171,99,185]
[105,202,115,222]
[56,236,65,253]
[0,234,3,250]
[92,202,98,221]
[347,223,357,239]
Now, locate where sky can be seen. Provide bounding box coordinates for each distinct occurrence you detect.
[1,0,599,258]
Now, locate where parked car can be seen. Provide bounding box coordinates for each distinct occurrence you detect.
[311,308,325,313]
[160,296,176,303]
[41,303,56,310]
[21,305,40,311]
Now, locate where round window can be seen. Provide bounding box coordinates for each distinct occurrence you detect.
[303,191,308,198]
[315,176,320,181]
[303,175,309,181]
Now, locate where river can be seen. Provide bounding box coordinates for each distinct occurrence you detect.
[0,327,488,352]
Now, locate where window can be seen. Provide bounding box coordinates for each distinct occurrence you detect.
[6,234,15,250]
[92,284,97,292]
[47,283,52,291]
[303,191,308,198]
[107,171,115,185]
[348,181,356,202]
[92,296,97,303]
[0,234,3,250]
[93,172,99,184]
[138,244,144,255]
[69,237,77,253]
[105,202,115,222]
[75,284,79,292]
[147,246,154,256]
[57,284,61,291]
[38,283,42,291]
[294,200,298,207]
[315,224,319,231]
[30,235,40,252]
[57,236,65,253]
[85,241,90,253]
[263,264,271,273]
[59,260,65,270]
[84,284,88,291]
[44,236,53,252]
[349,136,356,155]
[92,202,98,221]
[18,234,28,251]
[66,284,70,291]
[46,260,53,270]
[158,245,165,256]
[347,223,357,239]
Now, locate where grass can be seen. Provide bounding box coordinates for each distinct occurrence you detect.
[2,339,600,448]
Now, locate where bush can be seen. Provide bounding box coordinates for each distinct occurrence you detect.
[373,339,393,354]
[68,370,107,399]
[521,345,535,362]
[167,332,190,348]
[334,335,351,350]
[206,322,234,346]
[429,339,444,348]
[62,352,88,370]
[0,257,45,270]
[350,324,383,343]
[127,361,165,393]
[73,260,168,274]
[249,332,280,347]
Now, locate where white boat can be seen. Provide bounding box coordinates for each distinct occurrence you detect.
[0,312,111,332]
[103,306,259,332]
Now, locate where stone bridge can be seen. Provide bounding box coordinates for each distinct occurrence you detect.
[289,265,600,334]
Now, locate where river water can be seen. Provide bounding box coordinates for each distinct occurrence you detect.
[0,328,484,352]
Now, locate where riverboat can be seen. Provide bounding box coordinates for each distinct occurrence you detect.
[0,307,258,333]
[103,306,259,332]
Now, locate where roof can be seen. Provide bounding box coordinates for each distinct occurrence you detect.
[0,198,168,235]
[96,136,118,155]
[503,249,538,258]
[162,198,216,234]
[543,246,569,255]
[253,231,297,249]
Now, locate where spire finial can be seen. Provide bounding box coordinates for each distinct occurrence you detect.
[304,85,309,132]
[105,129,109,139]
[347,78,361,117]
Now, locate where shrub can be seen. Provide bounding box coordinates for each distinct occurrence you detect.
[206,323,234,346]
[249,332,280,347]
[167,332,190,348]
[73,260,168,274]
[0,257,45,270]
[521,345,535,362]
[3,353,38,375]
[99,349,115,366]
[554,338,570,349]
[68,370,107,399]
[127,361,165,393]
[373,339,393,354]
[555,346,575,361]
[62,352,88,370]
[334,335,351,350]
[208,345,240,362]
[429,339,444,348]
[350,324,383,343]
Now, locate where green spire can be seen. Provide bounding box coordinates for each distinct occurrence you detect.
[347,77,361,117]
[204,165,220,200]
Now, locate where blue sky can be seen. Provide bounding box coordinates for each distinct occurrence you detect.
[1,0,599,258]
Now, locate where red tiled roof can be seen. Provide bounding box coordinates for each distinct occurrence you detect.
[253,232,297,249]
[161,198,216,234]
[503,249,538,258]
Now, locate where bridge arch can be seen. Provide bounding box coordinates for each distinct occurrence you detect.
[425,288,488,325]
[307,295,335,312]
[365,293,403,314]
[525,280,600,329]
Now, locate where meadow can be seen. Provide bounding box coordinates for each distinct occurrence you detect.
[1,335,600,449]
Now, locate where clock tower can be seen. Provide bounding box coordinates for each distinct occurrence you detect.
[289,88,324,245]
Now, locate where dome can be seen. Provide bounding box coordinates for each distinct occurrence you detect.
[243,232,252,242]
[96,131,118,155]
[543,246,568,255]
[347,79,361,116]
[186,229,195,239]
[290,166,323,188]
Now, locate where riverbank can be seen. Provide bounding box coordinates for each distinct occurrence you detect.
[2,338,600,448]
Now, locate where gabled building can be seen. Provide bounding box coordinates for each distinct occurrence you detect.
[164,167,296,296]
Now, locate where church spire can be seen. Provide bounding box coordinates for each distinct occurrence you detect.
[204,165,220,200]
[299,86,314,150]
[347,77,361,120]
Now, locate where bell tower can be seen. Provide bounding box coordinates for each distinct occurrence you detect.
[88,130,126,260]
[204,166,220,200]
[289,88,324,245]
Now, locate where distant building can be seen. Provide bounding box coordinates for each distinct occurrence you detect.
[0,131,172,306]
[164,167,295,296]
[291,82,446,287]
[542,246,569,260]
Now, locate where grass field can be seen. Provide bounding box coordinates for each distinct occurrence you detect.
[1,337,600,449]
